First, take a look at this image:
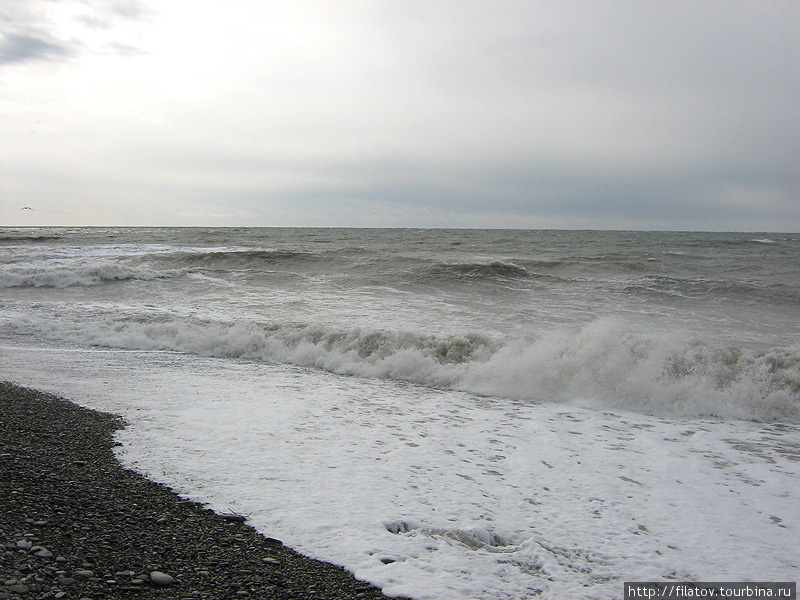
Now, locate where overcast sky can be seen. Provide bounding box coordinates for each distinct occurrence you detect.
[1,0,798,230]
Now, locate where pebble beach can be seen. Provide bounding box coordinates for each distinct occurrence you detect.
[3,228,798,599]
[0,382,404,600]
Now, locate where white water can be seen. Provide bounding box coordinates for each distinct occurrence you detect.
[2,227,799,598]
[4,309,798,423]
[3,342,798,599]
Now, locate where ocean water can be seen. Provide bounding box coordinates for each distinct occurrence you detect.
[1,227,798,599]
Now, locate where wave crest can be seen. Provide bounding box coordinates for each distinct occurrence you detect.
[422,261,530,281]
[4,314,798,422]
[0,234,62,244]
[156,249,314,270]
[0,262,183,288]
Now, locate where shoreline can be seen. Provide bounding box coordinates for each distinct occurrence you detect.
[0,381,406,600]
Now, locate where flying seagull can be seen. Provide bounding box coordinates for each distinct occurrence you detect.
[20,206,34,210]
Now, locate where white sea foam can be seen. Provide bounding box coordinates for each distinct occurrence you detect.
[2,228,800,599]
[2,344,798,600]
[4,312,798,422]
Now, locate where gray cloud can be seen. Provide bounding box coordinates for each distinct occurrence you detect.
[1,0,797,230]
[105,0,150,20]
[0,31,75,64]
[0,0,150,66]
[75,0,152,28]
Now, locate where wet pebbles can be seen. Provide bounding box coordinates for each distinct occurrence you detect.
[1,382,405,599]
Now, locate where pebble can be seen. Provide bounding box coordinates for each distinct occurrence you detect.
[7,584,29,594]
[221,513,247,523]
[73,570,94,579]
[150,570,176,586]
[115,570,135,577]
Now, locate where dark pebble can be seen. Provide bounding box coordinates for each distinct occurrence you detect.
[221,513,247,523]
[149,571,175,586]
[7,584,29,594]
[73,570,94,579]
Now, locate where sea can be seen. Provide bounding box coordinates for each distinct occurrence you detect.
[0,227,798,599]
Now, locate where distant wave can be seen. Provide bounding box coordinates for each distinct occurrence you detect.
[0,246,346,288]
[0,235,62,243]
[0,262,184,288]
[521,259,566,269]
[716,236,794,247]
[421,261,531,281]
[624,275,800,305]
[6,314,798,423]
[154,249,316,269]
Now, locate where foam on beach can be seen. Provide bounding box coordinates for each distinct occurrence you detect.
[3,345,798,600]
[3,228,799,599]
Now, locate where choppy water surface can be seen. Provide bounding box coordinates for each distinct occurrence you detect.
[1,228,798,598]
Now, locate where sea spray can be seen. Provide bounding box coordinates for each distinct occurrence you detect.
[3,227,799,600]
[4,308,797,421]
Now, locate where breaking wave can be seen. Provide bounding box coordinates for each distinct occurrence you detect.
[0,246,328,288]
[0,262,184,288]
[5,313,798,422]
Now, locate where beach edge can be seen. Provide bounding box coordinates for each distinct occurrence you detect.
[0,381,406,600]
